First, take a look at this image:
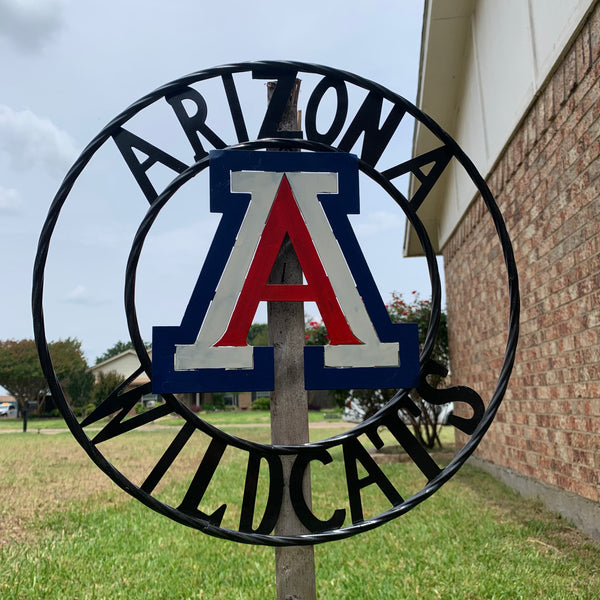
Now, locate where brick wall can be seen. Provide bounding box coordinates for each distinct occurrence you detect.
[443,3,600,503]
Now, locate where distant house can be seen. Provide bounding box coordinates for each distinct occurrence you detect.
[89,349,254,410]
[91,349,150,386]
[89,348,333,411]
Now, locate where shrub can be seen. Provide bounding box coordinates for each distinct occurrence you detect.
[213,393,225,410]
[251,396,270,411]
[92,370,126,407]
[342,292,450,449]
[75,403,96,418]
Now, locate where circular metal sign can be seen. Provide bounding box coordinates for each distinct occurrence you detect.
[33,61,519,546]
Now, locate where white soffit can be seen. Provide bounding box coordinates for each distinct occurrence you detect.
[405,0,475,257]
[405,0,595,257]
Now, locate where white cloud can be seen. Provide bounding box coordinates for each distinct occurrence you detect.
[0,186,20,214]
[0,105,78,176]
[63,284,101,305]
[0,0,65,52]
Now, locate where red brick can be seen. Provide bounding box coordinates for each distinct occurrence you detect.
[564,44,578,97]
[589,6,600,59]
[443,4,600,504]
[576,23,592,81]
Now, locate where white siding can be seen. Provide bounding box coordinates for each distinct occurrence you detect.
[91,349,150,383]
[406,0,594,255]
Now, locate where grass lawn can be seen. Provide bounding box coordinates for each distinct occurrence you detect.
[0,416,70,430]
[1,422,599,599]
[0,408,342,431]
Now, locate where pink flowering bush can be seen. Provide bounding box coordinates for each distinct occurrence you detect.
[304,319,329,346]
[386,291,448,368]
[324,292,450,449]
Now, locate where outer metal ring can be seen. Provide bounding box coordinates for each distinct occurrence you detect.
[33,61,519,545]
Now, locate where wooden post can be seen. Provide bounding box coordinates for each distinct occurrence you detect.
[267,79,317,600]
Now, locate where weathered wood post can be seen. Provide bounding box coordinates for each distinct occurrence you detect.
[267,79,317,600]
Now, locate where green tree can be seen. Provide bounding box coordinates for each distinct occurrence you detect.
[306,293,450,448]
[387,291,448,368]
[95,340,135,364]
[91,371,126,408]
[95,340,152,365]
[351,292,450,448]
[304,318,329,345]
[246,323,268,346]
[0,338,90,412]
[66,368,95,412]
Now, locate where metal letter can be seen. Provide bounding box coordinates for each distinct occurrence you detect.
[166,87,227,161]
[338,92,405,167]
[290,450,346,533]
[305,76,348,145]
[239,452,284,534]
[343,438,403,523]
[112,127,188,203]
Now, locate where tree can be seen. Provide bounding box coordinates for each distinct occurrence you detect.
[0,340,46,410]
[387,291,448,368]
[95,340,135,364]
[386,292,450,449]
[91,370,126,408]
[66,368,95,412]
[307,293,451,449]
[0,338,90,412]
[304,318,329,345]
[95,340,152,364]
[247,323,268,346]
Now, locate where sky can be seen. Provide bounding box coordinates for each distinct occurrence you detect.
[0,0,438,367]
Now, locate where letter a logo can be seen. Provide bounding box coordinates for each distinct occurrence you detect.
[152,150,419,392]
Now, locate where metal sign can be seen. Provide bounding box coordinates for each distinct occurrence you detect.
[152,149,419,393]
[33,61,520,546]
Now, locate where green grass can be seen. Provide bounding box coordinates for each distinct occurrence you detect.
[186,408,341,426]
[0,416,68,430]
[1,427,599,599]
[0,408,341,431]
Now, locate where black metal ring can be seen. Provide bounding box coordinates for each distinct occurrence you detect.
[32,61,519,546]
[124,138,442,454]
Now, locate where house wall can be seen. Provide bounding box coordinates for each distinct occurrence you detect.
[443,3,600,539]
[238,392,252,410]
[91,351,148,382]
[407,0,595,256]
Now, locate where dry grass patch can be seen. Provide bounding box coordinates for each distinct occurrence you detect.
[0,433,121,546]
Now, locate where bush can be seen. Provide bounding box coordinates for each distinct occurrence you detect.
[92,370,126,407]
[212,393,225,410]
[343,292,451,449]
[74,403,96,418]
[251,396,270,411]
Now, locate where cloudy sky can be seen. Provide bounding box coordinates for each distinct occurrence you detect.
[0,0,435,366]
